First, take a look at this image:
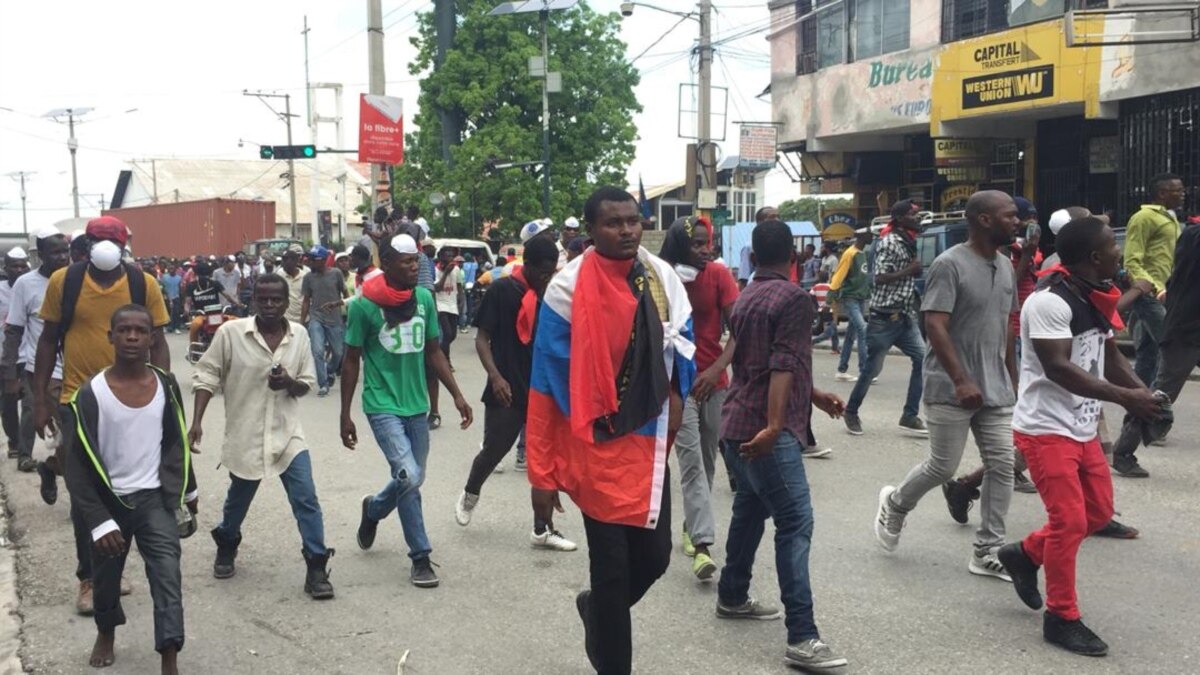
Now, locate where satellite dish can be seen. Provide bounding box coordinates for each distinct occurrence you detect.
[429,192,446,206]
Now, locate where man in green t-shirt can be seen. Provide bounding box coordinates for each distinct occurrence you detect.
[340,233,473,589]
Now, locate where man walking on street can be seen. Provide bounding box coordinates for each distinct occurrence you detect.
[659,215,738,581]
[843,199,928,436]
[212,255,244,315]
[873,191,1019,580]
[830,228,872,382]
[342,233,473,589]
[34,216,171,615]
[1122,173,1183,389]
[280,245,308,324]
[717,219,849,672]
[64,304,196,674]
[190,274,334,599]
[997,216,1163,656]
[1,247,30,460]
[4,231,69,478]
[453,237,575,551]
[526,186,694,674]
[300,245,348,397]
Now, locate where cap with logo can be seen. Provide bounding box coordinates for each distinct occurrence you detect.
[520,219,550,243]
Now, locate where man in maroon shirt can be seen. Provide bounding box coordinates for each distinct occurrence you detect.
[659,216,738,581]
[715,220,848,671]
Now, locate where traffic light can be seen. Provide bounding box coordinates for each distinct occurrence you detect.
[260,145,317,160]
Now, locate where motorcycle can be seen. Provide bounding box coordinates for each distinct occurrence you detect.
[187,304,234,364]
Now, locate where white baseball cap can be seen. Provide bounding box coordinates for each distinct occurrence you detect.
[1048,209,1072,235]
[390,234,419,254]
[563,216,581,230]
[520,219,550,243]
[7,246,28,260]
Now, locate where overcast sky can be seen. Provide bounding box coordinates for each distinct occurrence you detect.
[0,0,790,232]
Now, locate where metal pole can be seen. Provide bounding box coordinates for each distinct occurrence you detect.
[18,173,27,235]
[697,0,714,190]
[68,112,81,218]
[285,94,298,239]
[367,0,387,215]
[304,16,321,244]
[540,9,551,218]
[151,159,158,203]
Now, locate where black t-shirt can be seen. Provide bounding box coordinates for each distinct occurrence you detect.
[1164,222,1200,347]
[473,276,532,408]
[190,279,225,312]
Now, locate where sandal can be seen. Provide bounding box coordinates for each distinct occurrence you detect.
[429,413,442,430]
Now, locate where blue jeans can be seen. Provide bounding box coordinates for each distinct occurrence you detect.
[836,298,869,376]
[846,311,924,418]
[308,320,345,389]
[365,413,432,561]
[216,450,327,556]
[1130,294,1166,387]
[719,432,819,644]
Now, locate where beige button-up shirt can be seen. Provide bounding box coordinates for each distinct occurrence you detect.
[192,318,317,480]
[282,267,308,323]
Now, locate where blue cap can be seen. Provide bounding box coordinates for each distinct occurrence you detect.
[1014,196,1037,220]
[309,245,329,259]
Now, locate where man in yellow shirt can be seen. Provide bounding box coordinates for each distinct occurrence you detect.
[1121,173,1183,390]
[32,217,171,616]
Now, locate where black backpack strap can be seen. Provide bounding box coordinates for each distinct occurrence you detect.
[57,262,89,354]
[125,263,147,308]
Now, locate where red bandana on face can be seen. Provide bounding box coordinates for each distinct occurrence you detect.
[1036,263,1126,331]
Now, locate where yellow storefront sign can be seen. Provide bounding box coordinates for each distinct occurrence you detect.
[932,19,1104,123]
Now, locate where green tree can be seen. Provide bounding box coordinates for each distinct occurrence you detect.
[777,197,854,223]
[393,0,641,240]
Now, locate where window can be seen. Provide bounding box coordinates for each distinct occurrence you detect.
[796,0,911,74]
[852,0,910,61]
[731,188,759,223]
[816,1,846,68]
[941,0,1104,43]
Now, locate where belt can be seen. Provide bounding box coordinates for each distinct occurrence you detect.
[870,309,908,321]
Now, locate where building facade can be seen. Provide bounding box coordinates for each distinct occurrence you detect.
[769,0,1200,224]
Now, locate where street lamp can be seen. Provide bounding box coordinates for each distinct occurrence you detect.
[488,0,578,219]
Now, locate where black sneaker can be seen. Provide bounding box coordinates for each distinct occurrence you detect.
[998,542,1043,610]
[941,480,979,525]
[1043,612,1108,656]
[898,415,929,435]
[1112,457,1149,478]
[576,591,599,671]
[844,413,864,436]
[1092,518,1139,539]
[411,558,440,588]
[1013,470,1038,494]
[211,528,241,579]
[36,461,58,506]
[356,495,377,550]
[17,457,36,472]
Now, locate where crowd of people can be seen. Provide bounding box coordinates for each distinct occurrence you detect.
[0,175,1192,673]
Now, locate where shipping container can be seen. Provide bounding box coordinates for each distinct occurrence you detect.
[102,198,276,257]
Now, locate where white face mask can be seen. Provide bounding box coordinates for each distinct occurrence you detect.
[89,240,123,272]
[674,264,699,283]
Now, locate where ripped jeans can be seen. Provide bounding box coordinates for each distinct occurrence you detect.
[365,413,432,561]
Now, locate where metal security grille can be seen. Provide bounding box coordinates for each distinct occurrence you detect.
[942,1,1112,44]
[1119,88,1200,220]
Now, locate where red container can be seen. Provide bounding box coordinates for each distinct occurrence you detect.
[102,198,276,258]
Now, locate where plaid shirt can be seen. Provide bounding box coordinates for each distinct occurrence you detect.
[720,271,813,443]
[870,229,919,312]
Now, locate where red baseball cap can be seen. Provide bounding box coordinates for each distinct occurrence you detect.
[86,216,128,246]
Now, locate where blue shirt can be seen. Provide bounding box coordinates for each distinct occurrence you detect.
[462,261,479,286]
[161,274,182,300]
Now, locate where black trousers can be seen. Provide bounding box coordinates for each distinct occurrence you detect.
[1113,339,1200,463]
[581,474,671,675]
[1,381,18,451]
[93,489,185,654]
[465,405,525,496]
[59,404,93,581]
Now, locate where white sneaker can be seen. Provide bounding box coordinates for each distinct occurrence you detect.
[968,550,1013,582]
[834,372,857,382]
[455,491,479,526]
[492,463,505,474]
[531,528,578,552]
[802,445,833,459]
[873,486,905,552]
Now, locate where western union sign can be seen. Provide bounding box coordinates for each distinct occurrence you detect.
[963,65,1054,109]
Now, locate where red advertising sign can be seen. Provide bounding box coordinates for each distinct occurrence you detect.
[358,94,404,165]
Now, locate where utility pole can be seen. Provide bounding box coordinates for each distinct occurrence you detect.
[435,0,458,165]
[43,108,95,218]
[304,16,321,243]
[697,0,714,191]
[540,9,551,218]
[6,171,34,236]
[244,91,300,237]
[367,0,388,215]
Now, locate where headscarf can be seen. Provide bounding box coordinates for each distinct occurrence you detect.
[658,216,711,282]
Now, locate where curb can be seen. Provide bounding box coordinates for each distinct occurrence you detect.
[0,479,25,673]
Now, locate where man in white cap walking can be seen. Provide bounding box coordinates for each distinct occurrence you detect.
[1,246,31,460]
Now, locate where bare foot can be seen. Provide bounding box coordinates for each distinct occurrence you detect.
[161,646,178,675]
[90,631,115,668]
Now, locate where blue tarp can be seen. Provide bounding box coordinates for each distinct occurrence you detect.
[720,221,820,269]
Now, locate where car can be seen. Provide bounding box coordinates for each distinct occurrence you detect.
[430,238,497,269]
[245,238,304,259]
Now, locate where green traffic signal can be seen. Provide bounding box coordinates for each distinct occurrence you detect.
[259,145,318,160]
[260,146,274,160]
[302,145,315,158]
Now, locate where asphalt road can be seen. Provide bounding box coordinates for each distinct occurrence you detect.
[3,333,1198,674]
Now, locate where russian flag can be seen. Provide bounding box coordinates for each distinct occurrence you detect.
[527,247,695,529]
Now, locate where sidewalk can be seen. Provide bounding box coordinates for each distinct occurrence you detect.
[0,476,26,673]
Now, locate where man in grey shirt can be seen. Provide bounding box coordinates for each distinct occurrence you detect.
[213,255,244,314]
[873,191,1020,581]
[300,246,348,397]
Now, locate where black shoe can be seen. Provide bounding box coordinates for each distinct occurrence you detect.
[1043,612,1108,656]
[941,480,979,525]
[357,494,377,550]
[898,415,929,435]
[576,590,599,671]
[844,413,864,436]
[36,461,57,506]
[1013,470,1038,494]
[211,527,241,579]
[410,557,440,588]
[1092,518,1139,539]
[997,543,1043,610]
[303,549,336,600]
[6,445,16,459]
[17,457,36,473]
[1112,457,1149,478]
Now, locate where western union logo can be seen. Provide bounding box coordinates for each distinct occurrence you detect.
[973,41,1042,70]
[962,65,1055,109]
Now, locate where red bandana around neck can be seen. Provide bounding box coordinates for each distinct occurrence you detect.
[509,266,540,346]
[1036,264,1126,331]
[362,272,413,308]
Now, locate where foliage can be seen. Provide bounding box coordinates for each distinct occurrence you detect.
[392,0,641,240]
[777,197,855,224]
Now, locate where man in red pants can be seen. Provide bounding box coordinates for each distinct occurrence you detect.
[998,216,1163,657]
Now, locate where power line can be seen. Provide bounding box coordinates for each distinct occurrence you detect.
[631,15,693,65]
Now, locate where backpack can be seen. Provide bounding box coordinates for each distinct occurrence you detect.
[56,261,147,353]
